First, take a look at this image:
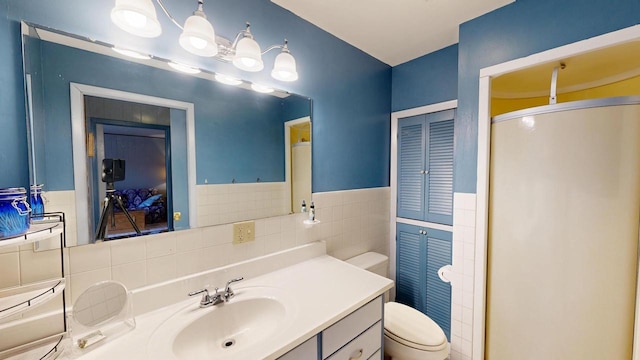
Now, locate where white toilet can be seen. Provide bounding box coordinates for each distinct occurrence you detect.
[346,252,450,360]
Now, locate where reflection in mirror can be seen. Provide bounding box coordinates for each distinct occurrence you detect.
[71,280,135,350]
[21,23,312,247]
[73,281,128,327]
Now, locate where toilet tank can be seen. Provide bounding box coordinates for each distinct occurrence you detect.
[346,252,389,278]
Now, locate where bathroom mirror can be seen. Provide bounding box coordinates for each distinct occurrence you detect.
[21,23,312,246]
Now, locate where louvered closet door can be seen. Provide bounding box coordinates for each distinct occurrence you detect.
[397,110,454,225]
[396,223,452,340]
[397,115,427,220]
[425,228,452,340]
[395,223,427,310]
[425,110,454,225]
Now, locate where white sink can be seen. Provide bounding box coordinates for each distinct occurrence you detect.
[147,286,296,359]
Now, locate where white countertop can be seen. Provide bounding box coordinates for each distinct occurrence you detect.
[71,254,393,359]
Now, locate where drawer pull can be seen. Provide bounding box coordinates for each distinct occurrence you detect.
[349,348,364,360]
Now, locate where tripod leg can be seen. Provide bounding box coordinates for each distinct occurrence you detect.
[95,196,113,240]
[115,195,142,235]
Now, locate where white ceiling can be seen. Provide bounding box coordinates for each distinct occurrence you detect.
[271,0,514,66]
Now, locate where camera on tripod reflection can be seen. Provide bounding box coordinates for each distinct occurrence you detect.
[102,158,126,184]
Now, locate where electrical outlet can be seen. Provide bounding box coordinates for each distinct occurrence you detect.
[233,221,255,244]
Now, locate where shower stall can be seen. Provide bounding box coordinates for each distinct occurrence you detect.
[485,97,640,359]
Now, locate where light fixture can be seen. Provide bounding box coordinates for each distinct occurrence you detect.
[111,0,162,38]
[168,61,201,74]
[232,23,263,72]
[214,74,242,86]
[112,46,151,59]
[270,40,298,82]
[178,0,218,57]
[111,0,299,81]
[251,84,274,94]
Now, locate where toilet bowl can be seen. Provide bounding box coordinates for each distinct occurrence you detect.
[346,252,450,360]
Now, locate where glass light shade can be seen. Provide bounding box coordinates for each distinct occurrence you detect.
[111,0,161,38]
[233,37,264,72]
[251,84,274,93]
[214,74,242,86]
[168,62,201,74]
[271,51,298,82]
[179,14,218,57]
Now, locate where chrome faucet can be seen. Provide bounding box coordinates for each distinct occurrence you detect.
[188,277,244,308]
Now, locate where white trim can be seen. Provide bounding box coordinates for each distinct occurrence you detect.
[70,83,197,245]
[474,24,640,360]
[390,99,458,300]
[473,76,491,359]
[396,217,453,232]
[284,116,311,214]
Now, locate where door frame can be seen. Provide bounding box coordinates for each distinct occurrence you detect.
[473,24,640,360]
[390,100,457,299]
[284,116,312,214]
[70,83,196,245]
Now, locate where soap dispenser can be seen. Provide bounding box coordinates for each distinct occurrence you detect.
[308,202,315,221]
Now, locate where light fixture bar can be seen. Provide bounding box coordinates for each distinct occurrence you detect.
[155,0,184,30]
[110,1,298,81]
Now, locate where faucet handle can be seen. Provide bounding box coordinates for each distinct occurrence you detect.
[224,277,244,299]
[188,288,212,306]
[188,288,209,297]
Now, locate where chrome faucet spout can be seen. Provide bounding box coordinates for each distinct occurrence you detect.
[189,277,244,307]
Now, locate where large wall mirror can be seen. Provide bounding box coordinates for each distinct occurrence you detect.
[22,23,312,247]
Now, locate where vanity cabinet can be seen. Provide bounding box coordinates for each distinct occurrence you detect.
[278,335,318,360]
[278,296,383,360]
[0,213,68,359]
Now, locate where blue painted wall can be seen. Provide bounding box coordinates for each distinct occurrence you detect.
[391,44,458,112]
[456,0,639,193]
[0,4,28,188]
[104,134,166,190]
[392,0,639,193]
[0,0,392,192]
[31,39,292,188]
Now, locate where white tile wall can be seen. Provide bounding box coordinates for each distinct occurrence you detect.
[0,186,391,329]
[449,192,476,360]
[43,190,78,248]
[196,183,289,227]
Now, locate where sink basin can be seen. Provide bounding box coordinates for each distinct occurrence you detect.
[147,286,296,359]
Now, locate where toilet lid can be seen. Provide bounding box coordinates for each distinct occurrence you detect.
[384,302,447,351]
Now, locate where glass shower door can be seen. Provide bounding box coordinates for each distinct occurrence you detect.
[486,102,640,359]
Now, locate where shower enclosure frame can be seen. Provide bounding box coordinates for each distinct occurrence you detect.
[473,24,640,360]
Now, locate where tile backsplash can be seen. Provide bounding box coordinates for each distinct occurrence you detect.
[3,186,390,310]
[196,182,289,227]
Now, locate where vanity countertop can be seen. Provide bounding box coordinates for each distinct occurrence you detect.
[71,254,393,359]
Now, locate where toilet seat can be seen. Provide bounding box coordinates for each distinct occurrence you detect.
[384,302,448,352]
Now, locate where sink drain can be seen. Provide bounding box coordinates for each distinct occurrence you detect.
[222,339,236,348]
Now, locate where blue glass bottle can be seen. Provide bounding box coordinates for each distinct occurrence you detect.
[30,184,45,220]
[0,187,31,238]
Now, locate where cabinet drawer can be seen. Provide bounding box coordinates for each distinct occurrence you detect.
[368,349,381,360]
[279,336,318,360]
[322,296,382,357]
[326,321,381,360]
